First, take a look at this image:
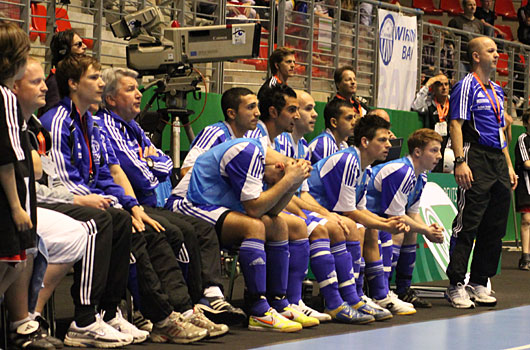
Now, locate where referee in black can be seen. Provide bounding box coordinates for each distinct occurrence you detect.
[445,36,517,309]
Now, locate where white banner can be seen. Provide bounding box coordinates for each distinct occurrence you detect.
[377,9,418,110]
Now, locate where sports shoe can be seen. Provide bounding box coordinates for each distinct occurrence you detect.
[183,307,229,338]
[324,302,375,324]
[519,257,530,271]
[248,308,303,332]
[107,308,149,344]
[375,293,417,315]
[466,283,497,306]
[398,288,433,308]
[64,313,134,348]
[361,295,393,321]
[388,290,414,308]
[133,310,153,332]
[9,319,55,350]
[196,296,247,325]
[292,300,331,322]
[445,283,475,309]
[279,304,319,328]
[36,316,64,349]
[151,312,208,344]
[353,300,393,321]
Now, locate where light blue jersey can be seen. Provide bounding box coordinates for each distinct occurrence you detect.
[187,138,267,213]
[274,132,310,193]
[307,147,371,212]
[365,156,426,217]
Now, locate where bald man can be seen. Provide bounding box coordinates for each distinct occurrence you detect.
[446,36,517,309]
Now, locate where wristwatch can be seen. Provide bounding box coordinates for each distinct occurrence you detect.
[454,156,466,165]
[145,157,154,169]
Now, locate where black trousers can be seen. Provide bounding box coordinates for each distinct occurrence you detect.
[38,204,131,322]
[131,226,193,322]
[446,144,512,286]
[144,207,223,303]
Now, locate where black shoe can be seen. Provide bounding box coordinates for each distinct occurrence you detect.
[195,296,247,325]
[519,257,530,271]
[35,316,63,349]
[9,320,55,350]
[398,288,432,308]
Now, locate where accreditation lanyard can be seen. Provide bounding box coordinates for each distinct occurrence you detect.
[473,73,501,125]
[336,94,363,117]
[434,98,449,122]
[37,131,46,155]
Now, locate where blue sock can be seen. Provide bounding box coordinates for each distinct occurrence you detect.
[239,239,269,316]
[331,241,360,305]
[391,244,402,286]
[365,260,388,300]
[266,240,290,311]
[287,239,309,304]
[395,244,417,295]
[380,231,393,288]
[357,257,365,297]
[310,239,343,310]
[346,241,362,297]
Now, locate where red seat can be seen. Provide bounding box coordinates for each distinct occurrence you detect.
[30,3,47,42]
[440,0,463,15]
[495,24,514,41]
[428,19,444,26]
[413,0,443,14]
[523,0,528,7]
[496,52,509,76]
[495,0,517,20]
[476,0,482,7]
[55,8,94,49]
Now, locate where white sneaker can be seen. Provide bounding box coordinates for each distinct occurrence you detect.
[375,293,416,315]
[389,290,414,308]
[292,300,332,322]
[64,313,133,348]
[466,283,497,306]
[107,308,149,343]
[446,283,475,309]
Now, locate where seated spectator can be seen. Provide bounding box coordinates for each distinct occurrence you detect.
[474,0,506,38]
[308,99,356,164]
[448,0,484,77]
[330,65,370,118]
[227,1,258,24]
[518,1,530,45]
[411,73,451,173]
[38,29,87,116]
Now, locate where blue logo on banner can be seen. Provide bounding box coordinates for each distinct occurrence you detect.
[379,14,395,66]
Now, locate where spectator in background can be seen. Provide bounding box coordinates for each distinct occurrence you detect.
[411,73,451,173]
[515,109,530,271]
[257,47,296,99]
[448,0,484,78]
[517,1,530,45]
[421,30,455,80]
[475,0,506,38]
[39,29,87,116]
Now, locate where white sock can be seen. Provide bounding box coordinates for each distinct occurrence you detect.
[10,316,31,331]
[203,286,224,298]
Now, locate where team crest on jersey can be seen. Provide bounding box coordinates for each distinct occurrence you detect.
[92,139,101,164]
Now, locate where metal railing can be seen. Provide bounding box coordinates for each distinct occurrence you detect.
[1,0,529,113]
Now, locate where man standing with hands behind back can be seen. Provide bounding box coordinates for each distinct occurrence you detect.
[446,36,517,309]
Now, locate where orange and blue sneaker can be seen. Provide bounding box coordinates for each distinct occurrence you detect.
[324,302,375,324]
[279,304,320,328]
[248,308,303,332]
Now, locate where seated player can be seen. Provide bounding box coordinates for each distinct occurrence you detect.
[308,99,357,164]
[168,137,312,333]
[96,67,246,325]
[366,129,445,308]
[274,90,392,323]
[307,115,416,315]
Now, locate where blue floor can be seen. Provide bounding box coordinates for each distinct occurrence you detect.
[253,306,530,350]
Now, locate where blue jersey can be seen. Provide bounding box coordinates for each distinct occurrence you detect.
[307,129,348,164]
[307,147,371,212]
[449,73,505,149]
[365,156,427,217]
[187,138,266,213]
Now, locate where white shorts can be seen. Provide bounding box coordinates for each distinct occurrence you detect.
[37,207,87,264]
